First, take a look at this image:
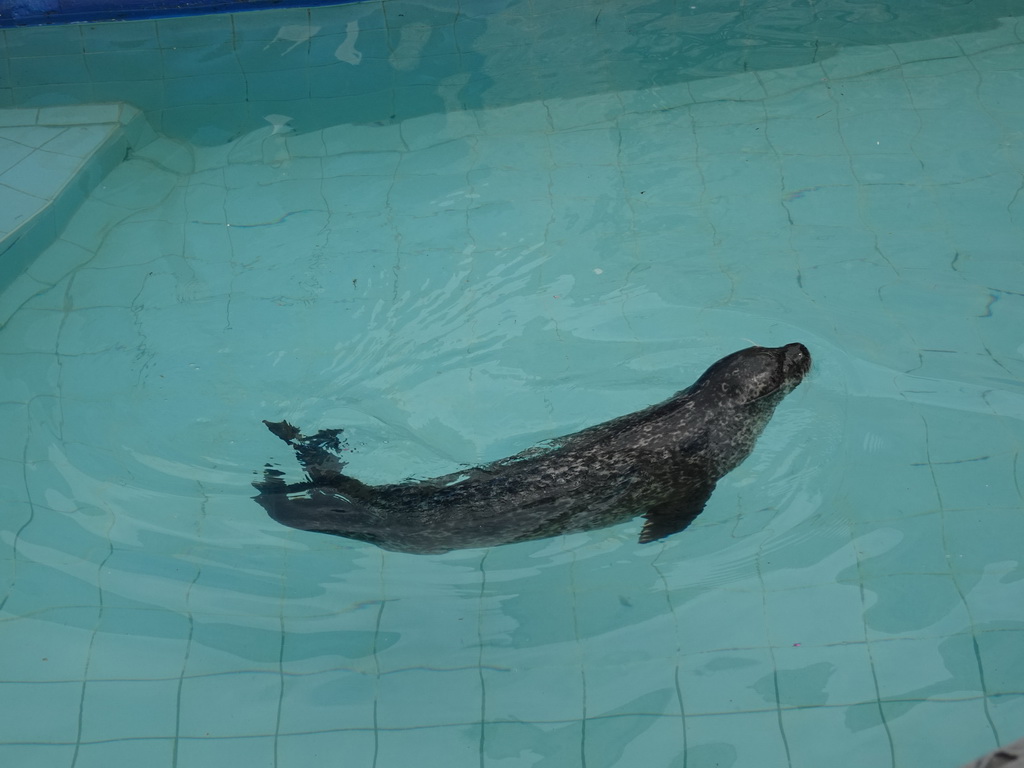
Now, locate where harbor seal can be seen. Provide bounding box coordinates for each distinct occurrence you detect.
[254,343,811,554]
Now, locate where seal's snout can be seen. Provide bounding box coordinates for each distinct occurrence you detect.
[782,342,812,381]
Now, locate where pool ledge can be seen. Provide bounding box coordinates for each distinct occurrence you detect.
[0,103,157,293]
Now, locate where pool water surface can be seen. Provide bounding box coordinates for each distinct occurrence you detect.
[0,1,1023,766]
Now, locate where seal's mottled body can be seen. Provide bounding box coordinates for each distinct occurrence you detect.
[254,343,810,554]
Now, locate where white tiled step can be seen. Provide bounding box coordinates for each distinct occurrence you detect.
[0,103,156,291]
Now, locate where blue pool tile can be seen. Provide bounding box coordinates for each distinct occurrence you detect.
[8,81,97,107]
[590,715,687,767]
[683,711,791,766]
[483,662,584,723]
[377,725,481,768]
[907,64,980,105]
[674,588,771,653]
[841,108,920,156]
[375,607,481,673]
[847,512,951,578]
[234,6,319,40]
[246,69,313,103]
[779,153,855,192]
[975,629,1024,695]
[399,136,476,175]
[10,55,92,88]
[871,632,984,703]
[161,43,241,81]
[87,614,190,681]
[862,573,973,638]
[933,457,1020,514]
[2,557,101,617]
[72,739,175,768]
[887,699,996,768]
[41,124,114,158]
[306,26,380,69]
[0,351,58,404]
[57,306,137,355]
[238,40,318,76]
[183,618,284,676]
[0,134,33,173]
[321,120,402,154]
[5,148,83,201]
[899,34,974,64]
[0,124,67,148]
[0,681,83,743]
[92,161,179,210]
[769,117,847,156]
[573,587,672,647]
[377,668,483,729]
[277,730,378,766]
[0,745,76,767]
[782,704,895,767]
[84,50,164,83]
[278,668,376,734]
[178,673,281,738]
[390,85,446,122]
[550,164,623,200]
[92,78,166,112]
[617,115,697,166]
[56,196,124,249]
[159,103,244,144]
[175,735,277,766]
[0,410,28,465]
[0,184,43,237]
[223,179,327,225]
[990,695,1024,749]
[2,24,84,57]
[585,708,681,765]
[155,12,235,49]
[322,150,399,178]
[945,511,1024,581]
[673,649,778,714]
[0,108,37,127]
[79,19,159,53]
[163,74,249,107]
[0,616,92,683]
[777,642,880,706]
[310,0,387,29]
[482,720,584,767]
[80,679,180,741]
[765,581,868,651]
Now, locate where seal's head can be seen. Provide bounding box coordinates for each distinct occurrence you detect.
[694,342,811,406]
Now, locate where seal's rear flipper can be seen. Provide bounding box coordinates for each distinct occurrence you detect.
[261,418,373,498]
[264,419,301,444]
[263,419,345,454]
[638,482,716,543]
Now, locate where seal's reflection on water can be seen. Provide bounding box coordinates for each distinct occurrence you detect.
[253,343,811,554]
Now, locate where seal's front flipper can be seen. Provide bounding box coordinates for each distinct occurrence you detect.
[638,482,716,543]
[290,428,347,483]
[295,443,347,483]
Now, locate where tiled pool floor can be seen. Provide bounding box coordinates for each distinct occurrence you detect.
[1,10,1023,768]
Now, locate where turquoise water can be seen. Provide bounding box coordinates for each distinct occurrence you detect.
[1,1,1023,766]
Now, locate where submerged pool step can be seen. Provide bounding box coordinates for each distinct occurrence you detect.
[0,103,156,292]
